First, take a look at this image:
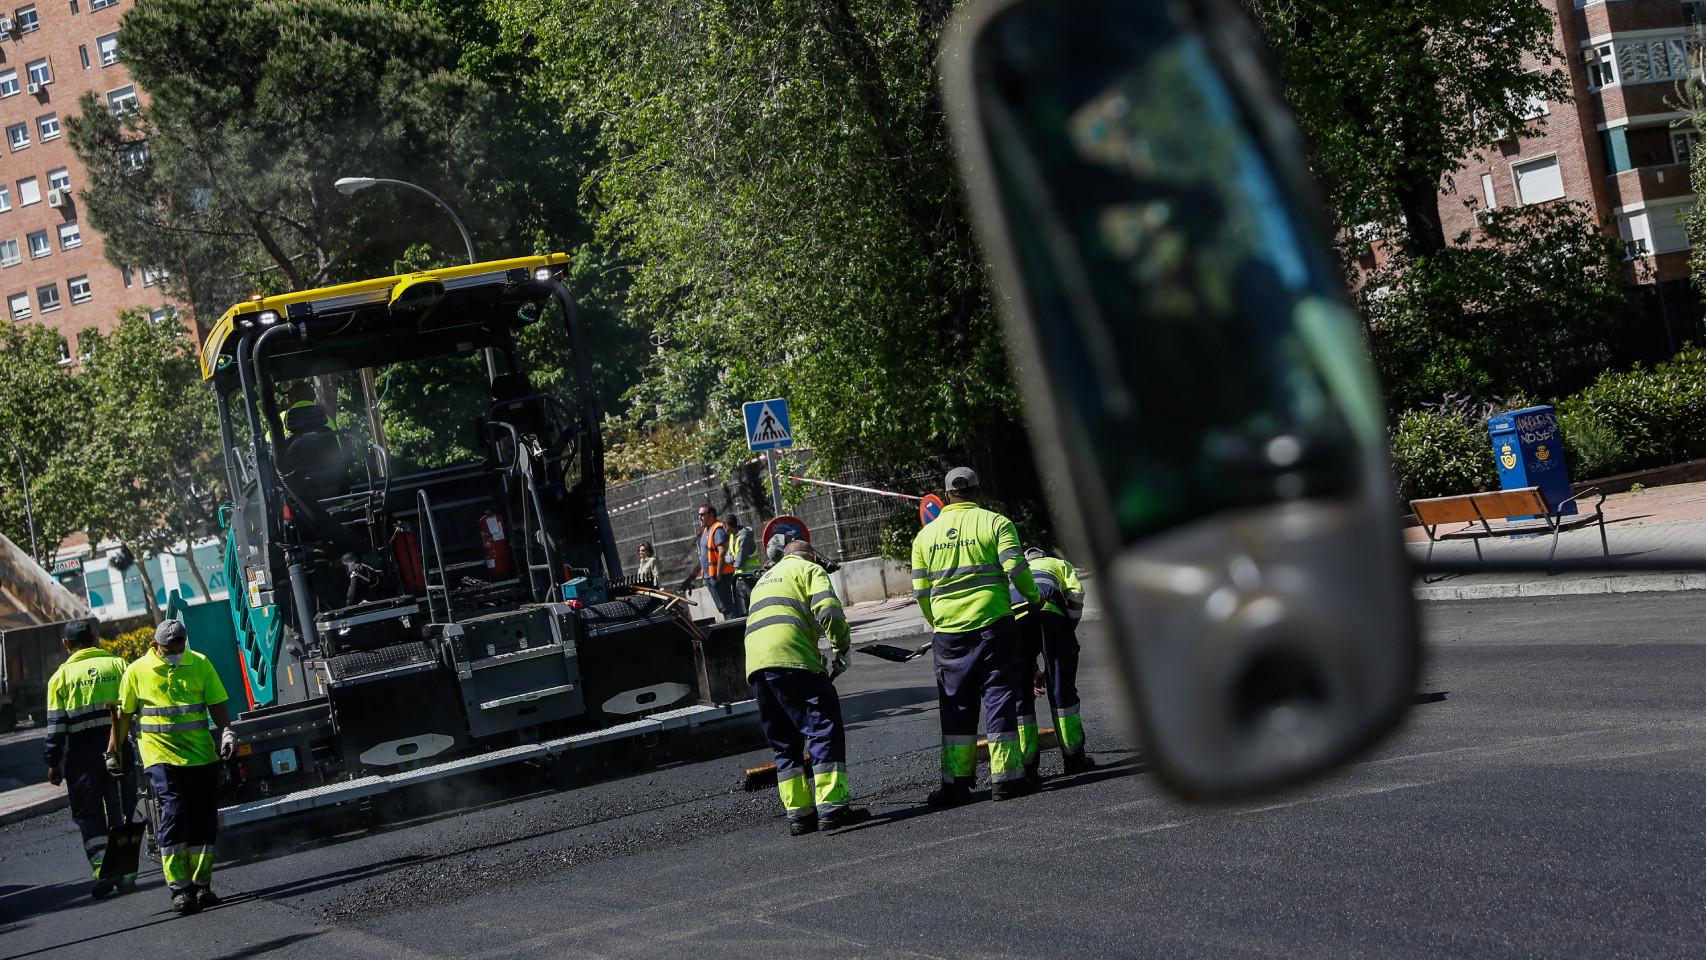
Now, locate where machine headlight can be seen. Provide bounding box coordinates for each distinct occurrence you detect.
[257,310,279,326]
[534,267,553,281]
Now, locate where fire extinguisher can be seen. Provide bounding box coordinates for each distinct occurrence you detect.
[479,511,514,577]
[391,523,424,592]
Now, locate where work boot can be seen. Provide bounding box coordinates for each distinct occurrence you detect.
[788,816,819,837]
[90,879,117,900]
[991,778,1037,802]
[818,807,871,831]
[171,890,200,916]
[117,875,138,894]
[196,886,221,910]
[1023,760,1043,788]
[1062,752,1098,776]
[925,784,973,808]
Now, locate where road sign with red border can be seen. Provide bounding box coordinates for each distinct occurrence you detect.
[919,494,944,527]
[762,515,811,549]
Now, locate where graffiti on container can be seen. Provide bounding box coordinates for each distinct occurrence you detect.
[1515,412,1558,444]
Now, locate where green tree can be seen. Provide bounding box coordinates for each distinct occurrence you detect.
[78,313,223,617]
[67,0,510,319]
[1365,201,1636,409]
[497,0,1024,486]
[1245,0,1568,257]
[0,324,89,563]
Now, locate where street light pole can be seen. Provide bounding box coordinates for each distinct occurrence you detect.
[1,427,40,567]
[333,176,477,265]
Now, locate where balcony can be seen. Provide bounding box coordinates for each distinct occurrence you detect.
[1608,161,1695,208]
[1580,0,1693,37]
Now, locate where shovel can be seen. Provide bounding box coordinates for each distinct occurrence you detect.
[855,641,932,663]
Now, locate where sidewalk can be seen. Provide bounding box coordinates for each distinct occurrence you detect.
[1405,479,1706,601]
[0,726,66,827]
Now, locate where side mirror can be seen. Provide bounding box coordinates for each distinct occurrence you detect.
[941,0,1418,799]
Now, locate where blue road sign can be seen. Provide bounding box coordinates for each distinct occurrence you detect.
[743,398,794,452]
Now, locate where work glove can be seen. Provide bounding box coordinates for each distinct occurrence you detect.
[105,751,123,777]
[829,653,850,681]
[677,576,695,593]
[219,728,237,760]
[47,766,61,787]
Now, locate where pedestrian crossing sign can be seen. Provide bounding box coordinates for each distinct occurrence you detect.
[743,398,794,452]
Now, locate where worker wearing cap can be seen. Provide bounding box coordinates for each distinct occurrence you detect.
[1013,548,1095,778]
[111,619,235,916]
[43,618,136,897]
[745,540,870,835]
[911,466,1041,806]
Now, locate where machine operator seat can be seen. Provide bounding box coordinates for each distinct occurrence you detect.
[280,404,352,502]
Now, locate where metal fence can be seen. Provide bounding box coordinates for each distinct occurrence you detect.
[604,455,941,585]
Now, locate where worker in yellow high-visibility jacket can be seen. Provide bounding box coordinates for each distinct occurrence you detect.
[910,466,1040,807]
[745,540,870,835]
[43,619,136,898]
[112,619,234,916]
[1012,548,1096,779]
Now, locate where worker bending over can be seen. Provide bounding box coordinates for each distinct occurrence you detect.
[911,467,1040,806]
[112,620,235,915]
[1013,548,1095,778]
[43,619,136,897]
[745,540,870,835]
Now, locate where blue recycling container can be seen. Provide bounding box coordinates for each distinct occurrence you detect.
[1487,405,1575,516]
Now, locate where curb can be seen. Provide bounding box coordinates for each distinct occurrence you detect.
[1415,573,1706,602]
[0,789,66,827]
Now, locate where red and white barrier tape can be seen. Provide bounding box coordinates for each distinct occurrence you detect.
[607,455,766,515]
[787,476,923,501]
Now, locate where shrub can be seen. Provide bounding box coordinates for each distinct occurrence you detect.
[1389,408,1496,502]
[1556,347,1706,475]
[99,626,155,663]
[1558,404,1627,480]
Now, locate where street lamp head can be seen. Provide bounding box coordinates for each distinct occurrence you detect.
[334,176,377,195]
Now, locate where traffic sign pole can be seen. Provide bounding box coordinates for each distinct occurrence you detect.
[765,450,783,519]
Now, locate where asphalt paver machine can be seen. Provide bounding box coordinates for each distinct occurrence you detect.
[198,254,753,828]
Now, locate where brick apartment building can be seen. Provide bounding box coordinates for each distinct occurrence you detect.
[1444,0,1706,293]
[0,0,178,363]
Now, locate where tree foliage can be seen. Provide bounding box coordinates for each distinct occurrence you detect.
[1245,0,1568,257]
[1365,201,1636,410]
[0,325,86,561]
[497,0,1021,481]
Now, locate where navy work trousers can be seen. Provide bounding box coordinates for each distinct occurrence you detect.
[63,730,135,875]
[148,762,220,892]
[933,616,1025,786]
[751,668,849,822]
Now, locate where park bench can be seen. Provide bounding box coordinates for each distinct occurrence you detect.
[1410,485,1608,582]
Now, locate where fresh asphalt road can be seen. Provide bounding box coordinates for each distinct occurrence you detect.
[3,594,1705,959]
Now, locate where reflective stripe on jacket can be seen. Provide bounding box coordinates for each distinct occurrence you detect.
[910,501,1039,634]
[700,521,734,577]
[1029,556,1084,621]
[119,648,229,768]
[43,647,125,768]
[743,555,850,678]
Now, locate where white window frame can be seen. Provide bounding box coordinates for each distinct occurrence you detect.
[58,221,81,250]
[106,85,137,115]
[17,177,40,206]
[0,239,18,267]
[36,282,58,312]
[0,71,19,99]
[97,32,119,67]
[90,0,118,9]
[0,186,10,212]
[25,59,51,87]
[26,229,49,259]
[8,292,31,320]
[68,274,90,303]
[15,5,38,34]
[1588,44,1618,90]
[5,122,28,152]
[55,338,71,366]
[36,113,58,141]
[47,168,69,192]
[1511,153,1566,206]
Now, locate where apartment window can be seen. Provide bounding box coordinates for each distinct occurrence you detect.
[0,187,10,212]
[5,123,27,152]
[26,60,51,88]
[47,168,69,193]
[1588,44,1617,89]
[1672,132,1701,165]
[69,0,78,12]
[57,221,80,249]
[90,0,116,8]
[97,32,118,66]
[9,292,30,320]
[68,274,90,303]
[1481,173,1498,209]
[141,265,164,286]
[15,5,37,33]
[107,85,136,114]
[0,239,18,267]
[122,143,148,171]
[36,282,58,312]
[0,71,18,98]
[36,113,58,141]
[1513,155,1565,205]
[55,337,70,365]
[17,177,39,206]
[148,307,170,324]
[27,230,49,258]
[78,45,89,70]
[120,263,132,287]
